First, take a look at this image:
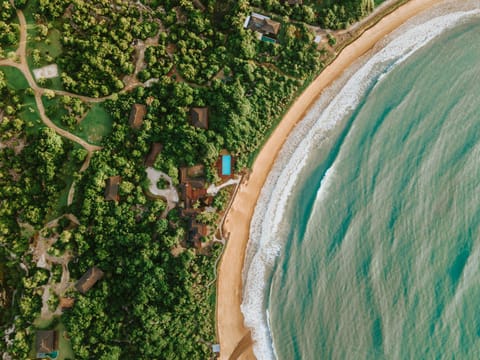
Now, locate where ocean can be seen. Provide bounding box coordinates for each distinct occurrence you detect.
[242,6,480,360]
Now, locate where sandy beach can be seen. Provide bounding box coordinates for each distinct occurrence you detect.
[216,0,444,358]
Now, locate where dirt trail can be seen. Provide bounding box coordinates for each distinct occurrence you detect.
[33,215,75,319]
[0,10,101,153]
[67,152,94,206]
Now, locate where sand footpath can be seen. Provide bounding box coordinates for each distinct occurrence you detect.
[216,0,444,358]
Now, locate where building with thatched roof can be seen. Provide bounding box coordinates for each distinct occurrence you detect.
[36,330,58,358]
[182,183,207,209]
[179,165,207,208]
[189,107,209,129]
[180,165,205,186]
[75,266,104,294]
[105,176,121,201]
[60,297,75,310]
[244,13,281,36]
[129,103,147,129]
[145,142,163,167]
[192,0,206,11]
[188,218,208,249]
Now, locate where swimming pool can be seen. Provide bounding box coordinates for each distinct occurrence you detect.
[222,155,232,176]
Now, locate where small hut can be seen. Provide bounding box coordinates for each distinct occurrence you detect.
[246,13,281,36]
[129,104,147,129]
[188,218,208,249]
[59,297,75,310]
[145,142,163,167]
[189,107,209,129]
[75,266,104,294]
[36,330,58,358]
[179,165,205,186]
[105,176,121,201]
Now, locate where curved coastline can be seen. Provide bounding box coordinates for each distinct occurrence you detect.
[216,0,464,358]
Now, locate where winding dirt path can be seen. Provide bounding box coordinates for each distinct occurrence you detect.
[0,9,101,153]
[34,215,75,319]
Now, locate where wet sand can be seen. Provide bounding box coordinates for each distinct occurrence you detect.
[216,0,443,358]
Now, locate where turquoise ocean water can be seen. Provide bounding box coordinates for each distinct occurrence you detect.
[242,10,480,360]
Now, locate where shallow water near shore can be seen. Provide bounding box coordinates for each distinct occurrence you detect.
[243,10,480,360]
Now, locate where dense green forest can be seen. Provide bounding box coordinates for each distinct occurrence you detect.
[0,0,384,358]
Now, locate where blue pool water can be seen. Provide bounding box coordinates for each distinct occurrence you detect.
[222,155,232,176]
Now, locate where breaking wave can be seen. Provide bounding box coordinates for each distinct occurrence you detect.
[240,9,480,360]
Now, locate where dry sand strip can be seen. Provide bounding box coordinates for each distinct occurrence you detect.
[216,0,443,359]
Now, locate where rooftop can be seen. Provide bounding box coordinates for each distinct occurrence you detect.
[36,330,57,355]
[60,297,75,310]
[190,107,209,130]
[245,13,281,36]
[105,176,121,201]
[75,266,104,294]
[129,103,147,130]
[145,142,163,167]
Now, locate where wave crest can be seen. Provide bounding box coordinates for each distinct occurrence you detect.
[241,9,480,360]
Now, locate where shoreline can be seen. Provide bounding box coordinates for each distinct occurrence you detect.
[216,0,444,358]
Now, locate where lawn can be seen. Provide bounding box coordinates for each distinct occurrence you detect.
[23,0,40,25]
[0,66,44,133]
[31,317,75,360]
[50,144,87,218]
[42,95,68,126]
[42,97,112,146]
[75,103,113,145]
[24,0,65,91]
[0,16,20,56]
[1,65,29,89]
[56,321,75,360]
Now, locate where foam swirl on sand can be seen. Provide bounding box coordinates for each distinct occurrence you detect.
[241,9,480,360]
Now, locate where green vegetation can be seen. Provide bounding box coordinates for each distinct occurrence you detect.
[0,0,387,359]
[0,2,20,56]
[250,0,375,29]
[0,66,43,132]
[75,103,113,145]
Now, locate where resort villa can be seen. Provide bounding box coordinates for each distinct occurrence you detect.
[179,165,208,208]
[243,13,281,42]
[105,176,122,202]
[35,330,58,359]
[188,217,209,249]
[189,107,209,130]
[129,103,147,130]
[59,297,75,310]
[75,266,105,294]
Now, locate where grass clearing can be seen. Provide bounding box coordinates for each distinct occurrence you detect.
[24,0,64,91]
[1,66,29,89]
[56,321,75,360]
[23,0,40,25]
[76,103,113,145]
[42,95,68,125]
[1,66,44,133]
[0,16,20,55]
[52,144,85,216]
[41,96,112,145]
[31,317,75,360]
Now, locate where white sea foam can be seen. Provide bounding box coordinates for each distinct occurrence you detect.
[241,8,480,360]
